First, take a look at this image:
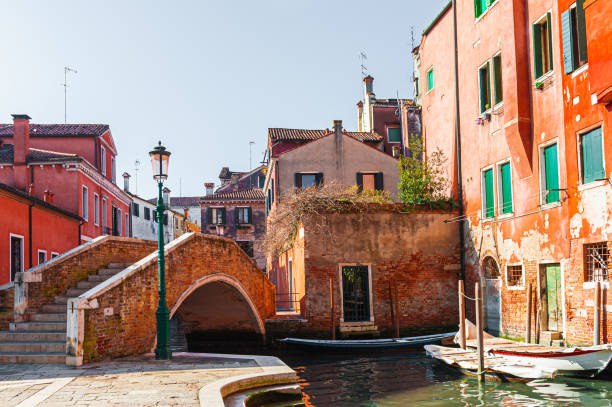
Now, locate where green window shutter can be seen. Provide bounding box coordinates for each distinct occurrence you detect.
[481,0,488,15]
[485,62,491,109]
[484,169,495,218]
[474,0,482,18]
[388,128,401,142]
[493,55,503,104]
[546,12,554,72]
[544,144,559,203]
[501,162,513,214]
[561,9,575,74]
[533,23,543,79]
[576,0,588,64]
[582,127,605,184]
[427,69,434,91]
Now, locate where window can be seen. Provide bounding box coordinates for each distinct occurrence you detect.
[118,209,122,236]
[208,207,225,225]
[562,1,588,74]
[125,213,129,236]
[94,194,100,226]
[482,168,495,218]
[111,157,116,184]
[541,143,560,204]
[533,12,554,79]
[498,162,513,214]
[102,198,107,228]
[479,62,491,113]
[236,207,252,224]
[144,207,151,221]
[579,127,605,184]
[100,146,106,176]
[51,252,59,258]
[163,213,168,226]
[258,175,265,189]
[132,202,140,217]
[294,173,323,189]
[237,241,254,257]
[493,54,503,105]
[82,186,88,221]
[585,242,609,282]
[356,172,384,192]
[426,68,434,92]
[474,0,497,18]
[10,235,23,282]
[387,128,401,143]
[37,250,47,265]
[507,265,523,286]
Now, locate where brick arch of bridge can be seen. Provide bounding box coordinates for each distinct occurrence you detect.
[168,273,266,336]
[68,233,275,365]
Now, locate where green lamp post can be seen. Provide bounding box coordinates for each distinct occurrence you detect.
[149,141,172,360]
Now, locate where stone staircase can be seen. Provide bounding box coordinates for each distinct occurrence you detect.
[0,263,131,364]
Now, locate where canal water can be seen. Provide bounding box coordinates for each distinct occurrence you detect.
[277,349,612,407]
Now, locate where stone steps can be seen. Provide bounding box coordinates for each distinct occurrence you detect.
[76,280,99,289]
[31,313,67,322]
[13,321,67,331]
[41,303,67,313]
[0,341,65,353]
[0,331,66,342]
[0,352,66,364]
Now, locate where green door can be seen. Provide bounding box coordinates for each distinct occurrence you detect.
[544,264,562,331]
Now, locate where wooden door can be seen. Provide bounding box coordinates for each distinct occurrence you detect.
[482,257,501,335]
[544,264,562,331]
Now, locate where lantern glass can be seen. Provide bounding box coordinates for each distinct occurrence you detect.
[149,142,171,181]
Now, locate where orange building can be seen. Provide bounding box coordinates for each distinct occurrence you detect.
[417,0,611,345]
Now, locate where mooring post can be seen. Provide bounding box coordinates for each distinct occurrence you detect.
[594,281,601,346]
[459,280,466,349]
[330,277,336,340]
[475,281,484,382]
[526,283,532,344]
[394,283,400,339]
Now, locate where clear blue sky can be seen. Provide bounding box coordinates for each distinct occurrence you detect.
[1,0,448,199]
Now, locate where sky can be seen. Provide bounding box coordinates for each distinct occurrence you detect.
[1,0,449,199]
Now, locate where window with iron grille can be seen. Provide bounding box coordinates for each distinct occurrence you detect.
[237,241,254,257]
[585,242,609,282]
[507,265,523,286]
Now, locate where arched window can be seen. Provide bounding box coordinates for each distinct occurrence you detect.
[482,256,500,279]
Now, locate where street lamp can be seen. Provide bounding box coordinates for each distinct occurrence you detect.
[149,141,172,360]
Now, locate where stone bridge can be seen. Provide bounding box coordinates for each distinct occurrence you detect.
[1,233,275,365]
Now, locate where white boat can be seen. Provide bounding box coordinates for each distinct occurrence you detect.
[279,332,456,349]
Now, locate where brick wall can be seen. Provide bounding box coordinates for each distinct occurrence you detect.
[78,233,275,363]
[0,286,14,330]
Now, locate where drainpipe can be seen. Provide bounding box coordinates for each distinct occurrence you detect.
[452,0,465,281]
[28,202,33,269]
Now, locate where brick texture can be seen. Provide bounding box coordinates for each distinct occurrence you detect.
[0,286,14,330]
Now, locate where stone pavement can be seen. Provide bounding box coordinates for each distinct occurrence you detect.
[0,352,288,407]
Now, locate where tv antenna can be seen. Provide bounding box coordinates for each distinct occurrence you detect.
[134,160,140,195]
[249,141,255,170]
[359,52,368,77]
[62,66,78,124]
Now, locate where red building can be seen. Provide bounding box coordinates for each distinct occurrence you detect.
[0,114,131,248]
[0,182,81,285]
[417,0,611,345]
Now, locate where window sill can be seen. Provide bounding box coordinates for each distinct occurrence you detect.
[583,281,609,289]
[570,63,589,78]
[507,285,525,291]
[540,201,562,211]
[496,212,514,220]
[474,0,499,23]
[481,216,495,223]
[578,179,607,192]
[236,224,252,229]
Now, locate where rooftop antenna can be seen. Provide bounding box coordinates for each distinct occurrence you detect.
[134,160,140,195]
[249,141,255,170]
[359,52,368,77]
[62,66,78,124]
[411,26,415,49]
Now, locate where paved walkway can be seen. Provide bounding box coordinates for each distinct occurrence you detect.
[0,353,293,407]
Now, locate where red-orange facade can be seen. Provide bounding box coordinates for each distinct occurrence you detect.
[418,0,611,345]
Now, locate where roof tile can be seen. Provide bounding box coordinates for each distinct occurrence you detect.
[200,188,265,201]
[268,128,382,142]
[0,124,110,137]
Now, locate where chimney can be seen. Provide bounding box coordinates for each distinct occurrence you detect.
[12,114,31,191]
[43,190,54,203]
[183,207,189,219]
[122,172,131,192]
[333,120,344,179]
[162,187,170,206]
[363,75,374,95]
[356,101,364,132]
[205,183,214,196]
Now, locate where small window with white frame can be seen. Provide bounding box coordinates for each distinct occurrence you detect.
[82,186,88,221]
[37,250,47,265]
[51,252,59,259]
[94,193,100,226]
[100,146,106,176]
[506,264,524,287]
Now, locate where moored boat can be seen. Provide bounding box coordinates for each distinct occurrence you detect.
[279,332,456,349]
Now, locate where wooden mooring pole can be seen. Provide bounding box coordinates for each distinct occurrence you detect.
[475,282,484,382]
[330,277,336,340]
[526,283,532,344]
[394,283,400,339]
[594,281,601,346]
[458,280,466,349]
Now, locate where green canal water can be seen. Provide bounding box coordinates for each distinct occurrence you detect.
[278,350,612,407]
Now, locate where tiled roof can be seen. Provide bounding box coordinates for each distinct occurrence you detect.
[370,99,415,107]
[0,144,82,164]
[169,196,200,207]
[200,188,265,201]
[0,124,110,137]
[268,128,382,142]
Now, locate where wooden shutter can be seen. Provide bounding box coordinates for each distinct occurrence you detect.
[374,173,384,191]
[561,9,575,74]
[493,55,503,104]
[546,12,554,71]
[501,163,512,214]
[271,179,275,202]
[544,144,559,203]
[206,207,212,225]
[479,64,490,112]
[294,173,302,188]
[315,173,324,187]
[234,207,240,224]
[533,23,543,79]
[484,169,495,218]
[576,0,588,64]
[220,208,226,225]
[247,207,252,224]
[356,172,363,192]
[582,128,605,184]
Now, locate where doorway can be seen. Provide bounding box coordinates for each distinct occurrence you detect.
[541,263,562,332]
[341,265,370,322]
[10,235,23,282]
[482,256,501,335]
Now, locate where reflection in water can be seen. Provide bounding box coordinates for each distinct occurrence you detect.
[279,350,612,407]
